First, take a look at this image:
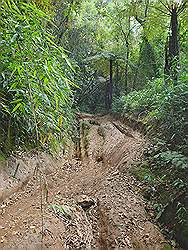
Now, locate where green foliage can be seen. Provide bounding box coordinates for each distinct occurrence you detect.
[0,0,74,153]
[135,37,158,87]
[49,204,72,219]
[113,78,188,151]
[132,144,188,248]
[154,151,188,170]
[113,78,165,114]
[162,244,174,250]
[151,150,188,195]
[132,163,155,183]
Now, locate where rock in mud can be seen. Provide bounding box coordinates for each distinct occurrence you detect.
[76,195,95,210]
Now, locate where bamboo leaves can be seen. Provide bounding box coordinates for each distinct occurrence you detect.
[11,102,22,113]
[0,0,74,153]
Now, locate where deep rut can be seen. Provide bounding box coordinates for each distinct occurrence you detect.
[0,114,170,249]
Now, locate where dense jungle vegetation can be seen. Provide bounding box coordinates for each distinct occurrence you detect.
[0,0,188,248]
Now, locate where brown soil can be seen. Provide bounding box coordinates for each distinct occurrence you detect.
[0,115,170,249]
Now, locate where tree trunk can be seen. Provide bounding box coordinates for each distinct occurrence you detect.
[125,40,129,92]
[106,59,113,111]
[164,37,170,76]
[164,6,179,83]
[125,15,130,92]
[170,8,179,59]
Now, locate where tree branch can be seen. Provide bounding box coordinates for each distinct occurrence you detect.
[159,0,172,14]
[177,2,187,14]
[144,0,150,18]
[153,6,171,16]
[135,15,145,25]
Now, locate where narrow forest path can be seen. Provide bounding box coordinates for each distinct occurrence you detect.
[0,115,169,249]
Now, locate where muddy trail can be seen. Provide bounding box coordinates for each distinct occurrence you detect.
[0,115,169,249]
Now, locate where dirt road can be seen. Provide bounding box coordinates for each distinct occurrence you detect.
[0,115,170,249]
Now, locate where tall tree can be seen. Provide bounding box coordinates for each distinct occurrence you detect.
[163,0,187,82]
[133,0,158,89]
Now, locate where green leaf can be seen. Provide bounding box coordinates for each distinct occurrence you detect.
[12,103,22,113]
[10,99,23,104]
[11,33,18,43]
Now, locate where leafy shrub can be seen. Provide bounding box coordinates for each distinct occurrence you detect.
[151,149,188,195]
[154,151,188,170]
[113,78,188,152]
[0,0,75,153]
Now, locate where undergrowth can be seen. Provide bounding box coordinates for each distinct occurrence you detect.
[113,77,188,249]
[133,141,188,249]
[113,77,188,153]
